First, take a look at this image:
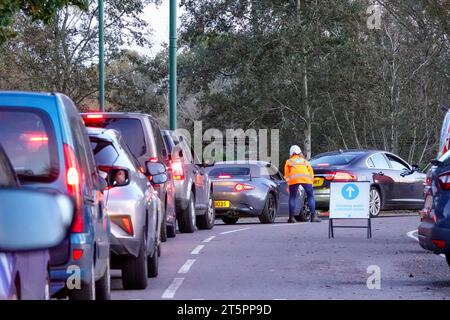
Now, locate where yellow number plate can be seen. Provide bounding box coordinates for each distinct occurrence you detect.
[313,177,324,187]
[214,200,230,208]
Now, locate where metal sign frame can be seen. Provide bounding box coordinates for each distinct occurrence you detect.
[328,181,372,239]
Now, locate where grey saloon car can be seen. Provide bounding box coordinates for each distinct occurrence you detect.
[206,161,307,224]
[310,149,426,217]
[87,128,165,290]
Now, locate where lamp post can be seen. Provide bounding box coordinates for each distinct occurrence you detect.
[169,0,177,130]
[99,0,105,112]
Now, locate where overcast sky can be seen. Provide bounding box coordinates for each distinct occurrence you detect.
[133,1,184,57]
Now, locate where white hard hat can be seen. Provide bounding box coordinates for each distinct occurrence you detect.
[289,145,302,156]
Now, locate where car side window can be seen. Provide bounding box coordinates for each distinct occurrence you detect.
[386,154,410,171]
[367,157,375,168]
[150,119,167,159]
[369,153,390,169]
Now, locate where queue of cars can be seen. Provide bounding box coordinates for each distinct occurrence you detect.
[0,91,218,300]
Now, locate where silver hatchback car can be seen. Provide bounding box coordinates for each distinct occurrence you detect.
[87,128,166,290]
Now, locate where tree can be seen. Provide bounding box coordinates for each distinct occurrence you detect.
[0,0,88,44]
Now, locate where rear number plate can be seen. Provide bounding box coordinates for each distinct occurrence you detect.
[214,200,230,208]
[313,177,324,187]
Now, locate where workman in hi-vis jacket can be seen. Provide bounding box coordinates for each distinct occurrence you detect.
[284,145,321,223]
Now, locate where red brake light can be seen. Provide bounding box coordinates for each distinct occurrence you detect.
[325,172,357,182]
[218,175,233,179]
[29,136,48,142]
[85,114,104,119]
[121,217,134,235]
[438,172,450,190]
[171,160,184,180]
[72,249,84,261]
[234,183,255,192]
[432,239,446,249]
[148,157,158,163]
[64,144,84,233]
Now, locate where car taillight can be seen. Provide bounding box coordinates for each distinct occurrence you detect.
[438,172,450,190]
[171,160,184,180]
[325,172,357,182]
[148,157,158,163]
[64,144,84,233]
[85,114,104,119]
[110,216,134,236]
[234,183,255,192]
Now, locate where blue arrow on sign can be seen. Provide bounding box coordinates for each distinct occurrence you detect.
[341,183,359,200]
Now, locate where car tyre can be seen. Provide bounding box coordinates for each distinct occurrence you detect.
[196,193,215,230]
[221,216,239,224]
[259,193,277,224]
[69,263,95,300]
[445,253,450,268]
[147,242,159,278]
[121,236,148,290]
[178,191,196,233]
[296,197,311,222]
[369,187,382,218]
[167,220,177,238]
[95,258,111,300]
[160,209,168,243]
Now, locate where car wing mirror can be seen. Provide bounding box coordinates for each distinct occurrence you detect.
[146,162,166,176]
[0,188,74,251]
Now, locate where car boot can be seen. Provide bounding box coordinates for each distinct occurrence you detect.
[310,214,321,223]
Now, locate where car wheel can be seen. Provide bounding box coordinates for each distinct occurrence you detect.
[160,209,168,243]
[196,193,215,230]
[445,253,450,268]
[259,193,277,224]
[296,197,311,222]
[69,263,95,300]
[221,216,239,224]
[95,258,111,300]
[147,242,159,278]
[121,236,148,290]
[369,187,382,218]
[44,271,50,300]
[167,219,177,238]
[178,191,196,233]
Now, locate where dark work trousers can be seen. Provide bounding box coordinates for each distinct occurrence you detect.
[289,183,316,217]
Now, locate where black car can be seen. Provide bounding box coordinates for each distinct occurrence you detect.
[418,151,450,266]
[310,150,425,217]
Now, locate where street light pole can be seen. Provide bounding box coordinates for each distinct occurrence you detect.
[169,0,177,130]
[99,0,105,112]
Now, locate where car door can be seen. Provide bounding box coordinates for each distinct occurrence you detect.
[385,153,424,206]
[270,170,290,214]
[73,118,109,269]
[183,140,207,207]
[367,152,398,206]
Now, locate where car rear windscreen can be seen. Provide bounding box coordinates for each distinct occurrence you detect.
[0,108,59,182]
[86,118,146,158]
[209,166,251,177]
[310,153,363,166]
[90,140,119,166]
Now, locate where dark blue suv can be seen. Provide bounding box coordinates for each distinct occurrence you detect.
[0,91,111,300]
[418,150,450,266]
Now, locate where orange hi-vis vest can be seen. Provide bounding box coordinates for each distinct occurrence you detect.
[284,155,314,185]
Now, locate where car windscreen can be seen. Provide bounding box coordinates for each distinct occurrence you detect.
[0,108,59,183]
[86,118,146,158]
[310,153,363,166]
[209,166,251,177]
[90,139,119,166]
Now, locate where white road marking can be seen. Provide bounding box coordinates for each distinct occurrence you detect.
[178,259,196,273]
[191,245,205,255]
[407,229,419,241]
[407,229,445,258]
[220,227,251,235]
[203,236,216,243]
[272,222,308,227]
[162,278,184,299]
